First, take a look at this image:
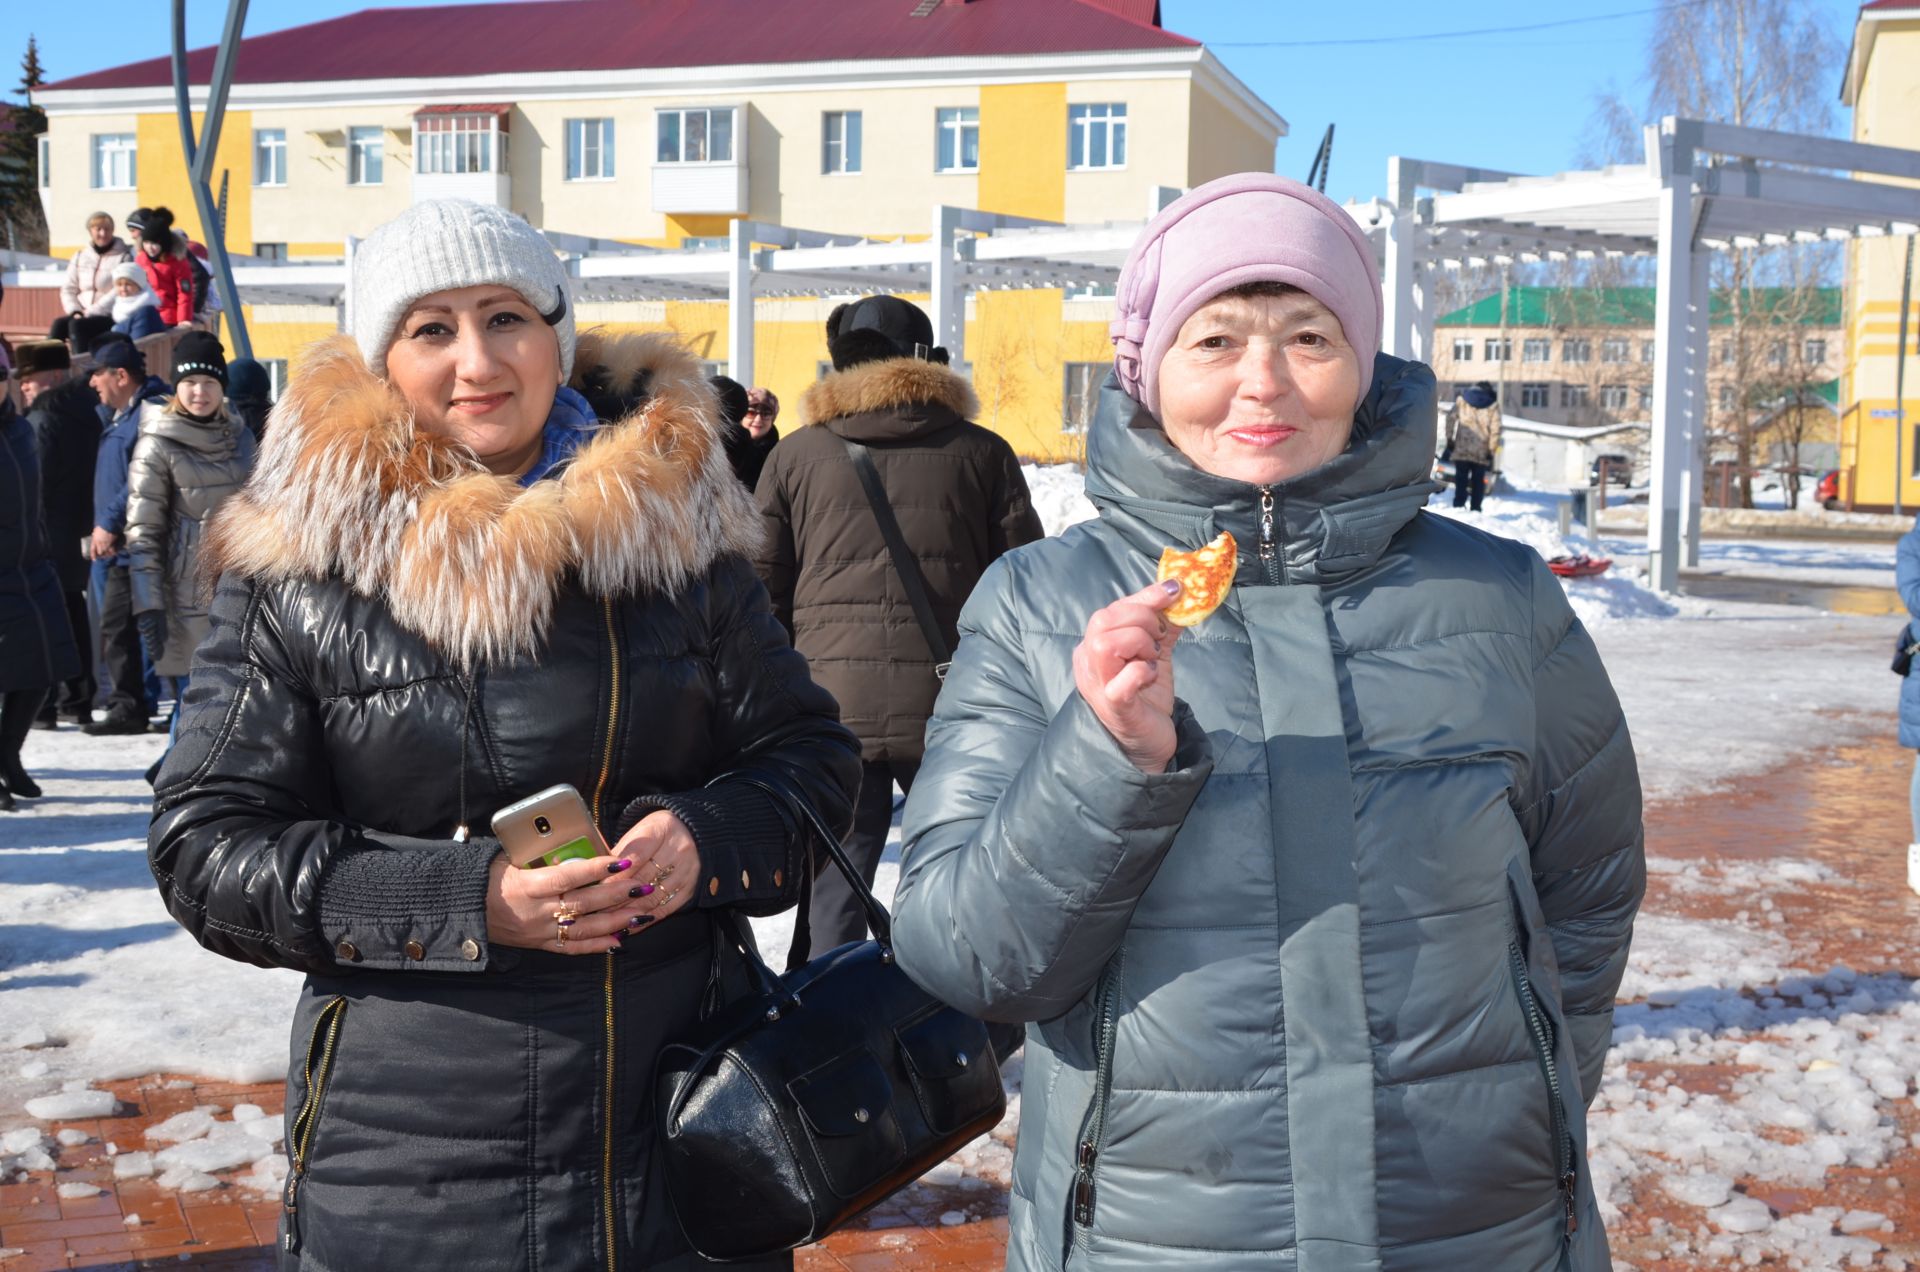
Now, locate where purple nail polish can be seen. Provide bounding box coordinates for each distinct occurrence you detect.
[635,883,656,897]
[627,886,643,899]
[612,929,627,941]
[632,915,655,929]
[1161,579,1182,596]
[628,914,645,927]
[608,859,633,874]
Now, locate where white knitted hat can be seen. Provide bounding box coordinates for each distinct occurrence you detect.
[350,199,575,380]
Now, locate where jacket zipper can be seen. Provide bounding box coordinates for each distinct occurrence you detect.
[4,438,56,684]
[594,594,622,1272]
[1257,487,1282,586]
[1507,941,1578,1237]
[1067,946,1127,1257]
[281,995,348,1253]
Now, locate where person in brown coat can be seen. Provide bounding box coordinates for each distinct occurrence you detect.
[754,295,1044,956]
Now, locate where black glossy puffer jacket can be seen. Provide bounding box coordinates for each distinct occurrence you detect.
[148,331,861,1272]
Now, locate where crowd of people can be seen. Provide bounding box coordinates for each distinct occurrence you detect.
[1,205,275,803]
[0,180,1643,1271]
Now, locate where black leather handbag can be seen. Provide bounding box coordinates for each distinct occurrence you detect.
[655,774,1007,1262]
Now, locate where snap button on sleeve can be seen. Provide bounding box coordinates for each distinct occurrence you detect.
[741,870,751,889]
[773,869,783,888]
[404,939,426,961]
[335,940,360,963]
[708,877,720,897]
[460,938,481,962]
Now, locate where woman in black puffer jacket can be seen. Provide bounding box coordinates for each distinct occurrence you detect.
[147,199,859,1271]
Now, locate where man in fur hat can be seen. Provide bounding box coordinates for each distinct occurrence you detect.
[15,341,101,726]
[753,296,1043,957]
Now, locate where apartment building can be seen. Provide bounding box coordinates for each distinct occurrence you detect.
[29,0,1284,458]
[1432,286,1839,433]
[1838,0,1920,511]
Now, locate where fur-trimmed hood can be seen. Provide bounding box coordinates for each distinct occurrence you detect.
[204,330,762,668]
[798,357,979,435]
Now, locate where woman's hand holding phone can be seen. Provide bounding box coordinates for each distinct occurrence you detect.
[486,852,646,954]
[483,809,703,954]
[611,810,703,926]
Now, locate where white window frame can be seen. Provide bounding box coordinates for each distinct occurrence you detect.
[1561,383,1590,408]
[656,107,734,165]
[415,116,502,177]
[823,111,862,175]
[1601,338,1631,363]
[1519,382,1550,409]
[253,128,286,188]
[1601,383,1631,410]
[1450,337,1474,361]
[1805,338,1827,364]
[935,107,979,174]
[1641,339,1656,363]
[36,135,50,190]
[566,117,615,182]
[91,133,136,190]
[1562,338,1592,364]
[1068,103,1127,171]
[1063,361,1106,434]
[1522,337,1551,363]
[1483,337,1511,362]
[348,126,386,185]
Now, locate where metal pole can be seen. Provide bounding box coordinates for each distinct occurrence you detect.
[170,0,253,359]
[1647,128,1694,593]
[726,218,753,384]
[1897,235,1914,518]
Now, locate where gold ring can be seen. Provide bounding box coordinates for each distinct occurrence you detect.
[554,902,579,945]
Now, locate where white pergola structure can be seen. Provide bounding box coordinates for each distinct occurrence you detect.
[1371,117,1920,592]
[8,196,1172,383]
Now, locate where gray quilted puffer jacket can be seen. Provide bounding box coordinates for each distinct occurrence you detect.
[125,401,255,677]
[892,354,1644,1272]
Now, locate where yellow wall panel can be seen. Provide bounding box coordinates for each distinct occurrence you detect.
[978,84,1065,222]
[970,289,1074,460]
[135,111,252,254]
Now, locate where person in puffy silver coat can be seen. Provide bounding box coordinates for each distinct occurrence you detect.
[124,331,255,697]
[891,174,1644,1272]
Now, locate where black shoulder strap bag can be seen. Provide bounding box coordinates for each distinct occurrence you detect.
[656,770,1006,1261]
[841,437,953,679]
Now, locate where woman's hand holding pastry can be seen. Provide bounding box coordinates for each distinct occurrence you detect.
[1072,579,1184,775]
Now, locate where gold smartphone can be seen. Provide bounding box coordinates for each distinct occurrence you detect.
[491,784,609,870]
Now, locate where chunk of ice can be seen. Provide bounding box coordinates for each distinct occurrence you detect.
[23,1089,116,1120]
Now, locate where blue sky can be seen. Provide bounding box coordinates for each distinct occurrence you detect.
[13,0,1863,208]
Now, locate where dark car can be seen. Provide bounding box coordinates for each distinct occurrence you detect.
[1589,453,1634,486]
[1816,469,1840,510]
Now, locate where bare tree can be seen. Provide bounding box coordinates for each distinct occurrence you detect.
[1584,0,1846,506]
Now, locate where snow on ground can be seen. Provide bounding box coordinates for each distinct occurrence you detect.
[1,464,1907,1264]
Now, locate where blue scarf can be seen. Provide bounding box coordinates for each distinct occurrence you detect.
[518,385,598,487]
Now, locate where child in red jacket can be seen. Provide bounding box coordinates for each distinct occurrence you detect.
[133,207,198,328]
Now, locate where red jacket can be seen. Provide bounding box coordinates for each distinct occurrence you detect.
[138,250,197,326]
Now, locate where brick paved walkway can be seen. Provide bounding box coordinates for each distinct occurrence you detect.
[4,728,1915,1270]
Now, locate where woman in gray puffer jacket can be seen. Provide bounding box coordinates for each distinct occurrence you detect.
[125,331,255,694]
[892,174,1644,1272]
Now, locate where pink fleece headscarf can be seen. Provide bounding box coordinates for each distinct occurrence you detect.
[1110,172,1383,419]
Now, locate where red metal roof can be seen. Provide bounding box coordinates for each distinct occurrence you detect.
[40,0,1195,93]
